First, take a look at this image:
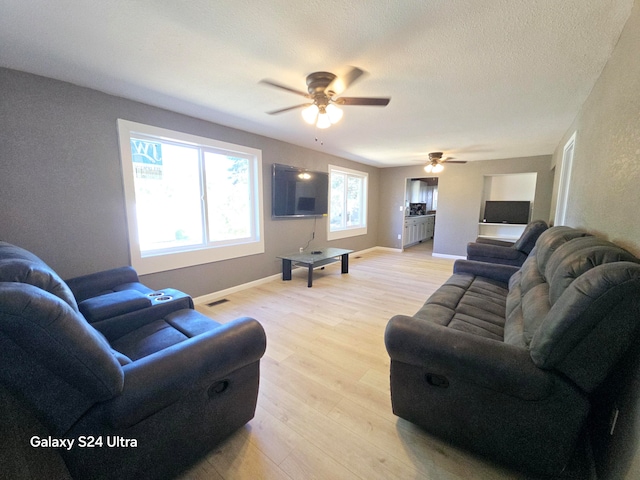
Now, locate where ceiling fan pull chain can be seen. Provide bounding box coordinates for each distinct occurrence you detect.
[314,126,324,146]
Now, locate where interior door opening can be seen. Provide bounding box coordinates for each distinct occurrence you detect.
[403,177,438,250]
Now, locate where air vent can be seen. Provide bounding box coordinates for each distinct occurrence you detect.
[207,298,229,307]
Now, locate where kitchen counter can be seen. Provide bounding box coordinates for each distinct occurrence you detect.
[403,215,435,247]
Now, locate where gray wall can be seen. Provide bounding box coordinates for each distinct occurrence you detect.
[550,1,640,478]
[378,156,554,256]
[0,68,379,297]
[551,1,640,257]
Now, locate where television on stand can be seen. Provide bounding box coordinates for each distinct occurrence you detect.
[483,201,530,224]
[272,164,329,218]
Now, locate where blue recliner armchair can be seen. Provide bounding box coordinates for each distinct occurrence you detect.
[0,242,267,479]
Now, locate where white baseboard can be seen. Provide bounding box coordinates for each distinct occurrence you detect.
[194,273,281,305]
[375,246,403,253]
[432,252,466,260]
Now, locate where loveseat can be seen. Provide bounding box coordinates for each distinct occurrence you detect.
[385,226,640,475]
[0,242,267,479]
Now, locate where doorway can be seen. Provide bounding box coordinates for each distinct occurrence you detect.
[555,132,576,226]
[403,177,438,250]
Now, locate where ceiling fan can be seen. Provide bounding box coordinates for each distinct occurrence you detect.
[424,152,467,173]
[260,67,390,129]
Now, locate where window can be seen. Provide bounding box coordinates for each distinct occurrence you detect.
[328,165,368,240]
[118,120,264,275]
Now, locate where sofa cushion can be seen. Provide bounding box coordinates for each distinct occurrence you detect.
[0,257,79,312]
[534,227,591,273]
[547,242,640,305]
[543,237,612,284]
[521,283,551,345]
[414,274,508,341]
[504,292,525,347]
[530,262,640,391]
[504,228,592,348]
[110,319,190,361]
[110,309,221,361]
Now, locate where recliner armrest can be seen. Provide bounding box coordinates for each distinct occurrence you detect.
[90,289,194,341]
[385,314,557,400]
[453,259,519,284]
[66,267,143,302]
[474,237,515,247]
[102,317,267,428]
[78,290,152,323]
[467,242,522,260]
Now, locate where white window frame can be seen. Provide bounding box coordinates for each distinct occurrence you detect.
[117,119,264,275]
[328,164,368,241]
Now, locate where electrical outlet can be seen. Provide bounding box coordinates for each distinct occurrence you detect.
[399,206,404,211]
[397,234,401,240]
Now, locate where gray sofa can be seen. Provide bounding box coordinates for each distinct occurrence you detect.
[0,242,267,479]
[385,226,640,475]
[466,219,548,266]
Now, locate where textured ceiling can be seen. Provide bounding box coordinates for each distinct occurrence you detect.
[0,0,634,166]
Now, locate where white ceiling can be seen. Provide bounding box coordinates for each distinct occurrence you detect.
[0,0,633,167]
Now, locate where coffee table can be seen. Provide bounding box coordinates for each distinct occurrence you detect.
[277,248,354,287]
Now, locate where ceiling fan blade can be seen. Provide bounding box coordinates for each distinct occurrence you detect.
[336,97,391,106]
[259,79,310,98]
[266,103,312,115]
[326,66,365,95]
[443,160,467,164]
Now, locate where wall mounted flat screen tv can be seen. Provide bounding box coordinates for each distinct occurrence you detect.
[272,164,329,218]
[484,201,530,224]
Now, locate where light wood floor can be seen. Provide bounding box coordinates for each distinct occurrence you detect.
[179,242,523,480]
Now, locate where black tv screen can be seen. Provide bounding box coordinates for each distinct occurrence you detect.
[484,201,530,224]
[272,164,329,218]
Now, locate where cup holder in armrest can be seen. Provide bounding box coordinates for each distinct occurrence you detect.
[153,295,173,302]
[147,292,173,302]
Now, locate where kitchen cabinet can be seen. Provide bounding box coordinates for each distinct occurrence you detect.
[403,215,435,247]
[407,179,438,210]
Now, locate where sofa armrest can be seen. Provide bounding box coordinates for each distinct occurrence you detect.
[102,317,267,428]
[466,240,530,267]
[474,237,515,247]
[65,267,143,302]
[453,259,519,284]
[385,315,557,400]
[467,242,523,260]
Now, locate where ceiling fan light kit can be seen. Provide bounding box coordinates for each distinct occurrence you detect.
[261,67,390,130]
[302,103,343,129]
[301,104,319,124]
[424,163,444,173]
[423,151,467,173]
